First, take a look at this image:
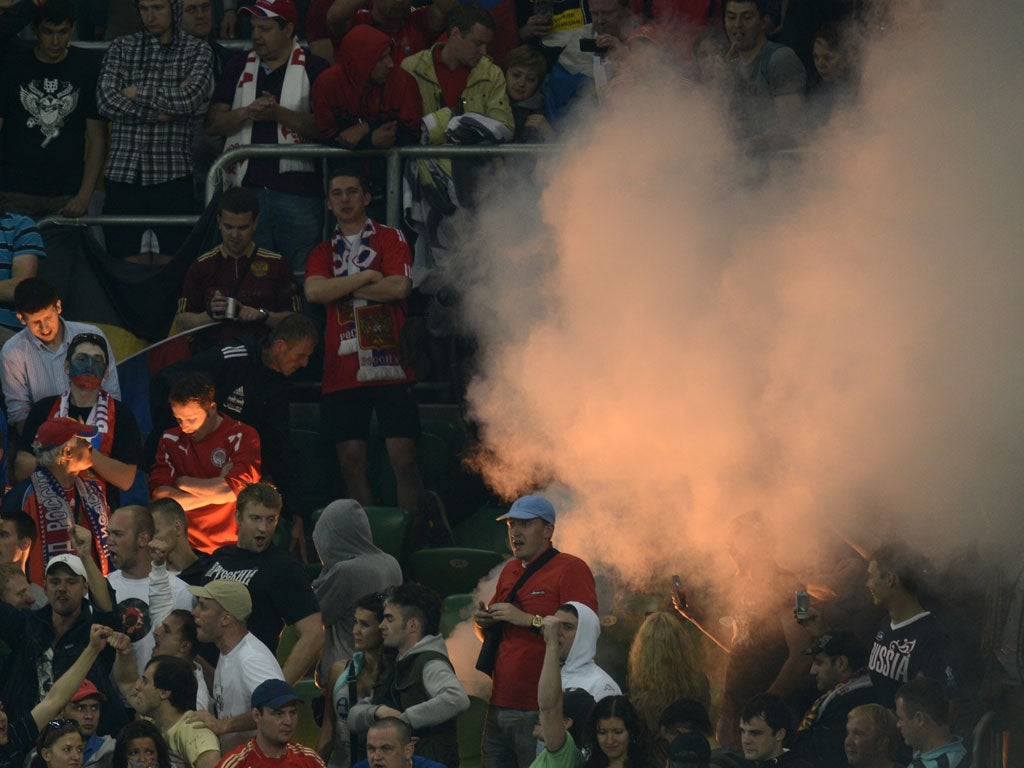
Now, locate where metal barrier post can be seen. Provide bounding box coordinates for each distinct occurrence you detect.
[386,149,402,228]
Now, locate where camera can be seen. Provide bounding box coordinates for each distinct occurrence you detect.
[579,37,607,53]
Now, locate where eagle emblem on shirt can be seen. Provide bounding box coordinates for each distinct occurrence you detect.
[21,78,79,148]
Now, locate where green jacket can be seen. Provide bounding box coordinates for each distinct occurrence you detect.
[401,43,514,144]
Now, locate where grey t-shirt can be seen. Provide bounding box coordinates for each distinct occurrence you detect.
[730,41,806,143]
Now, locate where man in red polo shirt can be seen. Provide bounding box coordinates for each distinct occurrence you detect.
[473,495,597,768]
[149,372,261,553]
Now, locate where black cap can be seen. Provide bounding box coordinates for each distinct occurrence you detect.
[803,629,866,661]
[668,732,711,765]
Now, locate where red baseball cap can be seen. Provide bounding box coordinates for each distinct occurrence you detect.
[35,418,98,451]
[71,679,107,703]
[240,0,298,27]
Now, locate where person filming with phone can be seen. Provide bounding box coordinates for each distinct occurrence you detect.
[546,0,635,114]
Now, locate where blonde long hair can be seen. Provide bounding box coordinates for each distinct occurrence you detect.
[627,611,710,734]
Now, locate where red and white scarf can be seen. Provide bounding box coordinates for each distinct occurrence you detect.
[331,221,406,383]
[49,390,117,492]
[32,467,111,574]
[224,40,313,186]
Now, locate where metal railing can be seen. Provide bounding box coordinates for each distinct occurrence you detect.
[205,143,559,226]
[71,39,256,51]
[36,144,556,233]
[36,214,200,228]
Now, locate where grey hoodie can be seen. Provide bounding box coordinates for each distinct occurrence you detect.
[561,601,621,701]
[312,499,403,685]
[349,633,470,733]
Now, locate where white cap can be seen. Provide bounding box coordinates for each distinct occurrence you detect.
[46,554,88,579]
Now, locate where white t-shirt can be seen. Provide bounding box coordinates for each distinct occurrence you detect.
[213,632,284,752]
[108,564,195,674]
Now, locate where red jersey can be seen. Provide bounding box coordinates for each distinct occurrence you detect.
[177,244,301,344]
[487,549,597,709]
[149,413,261,553]
[216,738,324,768]
[304,219,415,394]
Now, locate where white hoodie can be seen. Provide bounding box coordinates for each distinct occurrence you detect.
[561,601,621,701]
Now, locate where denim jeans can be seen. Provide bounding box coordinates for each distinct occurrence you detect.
[248,187,324,274]
[482,706,540,768]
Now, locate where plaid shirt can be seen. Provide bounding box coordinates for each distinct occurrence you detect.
[97,27,213,185]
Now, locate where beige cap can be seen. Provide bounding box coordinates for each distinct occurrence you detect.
[188,580,252,622]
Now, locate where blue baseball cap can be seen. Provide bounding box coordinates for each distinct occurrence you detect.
[496,495,556,524]
[251,679,301,709]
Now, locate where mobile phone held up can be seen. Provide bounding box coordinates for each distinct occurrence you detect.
[794,589,810,621]
[579,37,608,53]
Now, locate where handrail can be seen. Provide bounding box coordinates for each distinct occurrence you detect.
[70,39,258,51]
[971,710,1000,768]
[36,214,199,229]
[205,143,560,225]
[33,144,554,234]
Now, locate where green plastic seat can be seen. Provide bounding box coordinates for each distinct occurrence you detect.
[369,432,453,507]
[292,677,322,748]
[364,505,414,563]
[457,695,488,768]
[452,505,510,556]
[420,416,468,454]
[276,624,298,666]
[290,427,344,518]
[440,593,476,637]
[410,547,505,598]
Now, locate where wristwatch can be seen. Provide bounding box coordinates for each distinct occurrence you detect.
[530,614,544,631]
[258,308,269,322]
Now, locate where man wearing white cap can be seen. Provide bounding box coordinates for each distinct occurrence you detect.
[206,0,329,272]
[473,494,597,768]
[184,579,284,752]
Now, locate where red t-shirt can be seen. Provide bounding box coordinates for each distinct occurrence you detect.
[216,738,325,768]
[149,414,261,554]
[432,45,471,110]
[486,549,598,709]
[304,220,415,394]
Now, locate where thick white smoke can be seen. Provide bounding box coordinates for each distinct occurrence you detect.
[451,0,1024,587]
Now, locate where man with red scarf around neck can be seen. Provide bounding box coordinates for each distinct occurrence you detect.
[11,333,142,510]
[1,417,113,585]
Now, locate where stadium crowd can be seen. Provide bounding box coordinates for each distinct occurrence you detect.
[0,2,1021,768]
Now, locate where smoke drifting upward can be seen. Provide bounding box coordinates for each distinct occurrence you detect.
[454,0,1024,587]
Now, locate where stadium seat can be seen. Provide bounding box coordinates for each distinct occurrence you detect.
[440,593,475,637]
[276,624,298,666]
[452,505,511,556]
[290,427,344,519]
[369,432,454,507]
[420,416,468,454]
[293,678,321,748]
[364,506,414,564]
[457,696,488,768]
[410,547,505,598]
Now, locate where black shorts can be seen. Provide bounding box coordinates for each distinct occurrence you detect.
[322,384,421,443]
